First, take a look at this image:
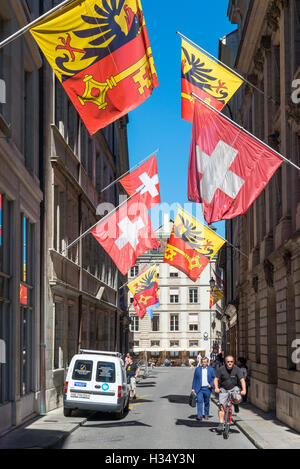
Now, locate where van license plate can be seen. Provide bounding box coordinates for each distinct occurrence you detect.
[71,392,90,399]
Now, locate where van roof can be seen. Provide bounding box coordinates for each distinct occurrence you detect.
[78,349,122,359]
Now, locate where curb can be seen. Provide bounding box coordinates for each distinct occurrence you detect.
[211,397,264,450]
[0,409,88,449]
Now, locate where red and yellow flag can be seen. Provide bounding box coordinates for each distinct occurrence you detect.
[209,285,224,309]
[164,209,225,282]
[30,0,158,135]
[128,265,158,319]
[181,39,243,123]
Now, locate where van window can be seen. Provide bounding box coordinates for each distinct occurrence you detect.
[72,360,93,381]
[96,362,116,383]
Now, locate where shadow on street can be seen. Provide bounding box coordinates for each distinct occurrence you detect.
[161,394,189,404]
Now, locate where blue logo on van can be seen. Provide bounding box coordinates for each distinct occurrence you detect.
[74,382,87,388]
[102,384,109,391]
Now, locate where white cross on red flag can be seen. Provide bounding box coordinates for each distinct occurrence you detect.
[188,101,283,224]
[91,192,160,276]
[119,155,160,209]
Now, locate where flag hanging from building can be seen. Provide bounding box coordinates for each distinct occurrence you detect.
[90,192,160,276]
[209,285,224,309]
[20,284,28,306]
[30,0,158,135]
[188,100,283,224]
[128,265,159,319]
[119,155,160,209]
[163,208,225,282]
[181,39,243,123]
[147,299,160,319]
[213,267,226,296]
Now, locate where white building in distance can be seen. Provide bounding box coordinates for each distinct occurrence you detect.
[128,216,224,364]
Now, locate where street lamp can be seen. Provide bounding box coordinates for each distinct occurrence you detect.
[209,277,215,288]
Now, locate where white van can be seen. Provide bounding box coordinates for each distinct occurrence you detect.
[63,350,130,418]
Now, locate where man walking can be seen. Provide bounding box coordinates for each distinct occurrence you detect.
[126,357,140,401]
[214,355,246,432]
[192,357,215,421]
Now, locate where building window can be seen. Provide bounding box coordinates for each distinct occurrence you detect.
[189,288,198,303]
[170,289,179,303]
[130,315,139,332]
[189,340,199,348]
[170,314,179,331]
[130,266,139,277]
[170,351,179,358]
[170,340,179,347]
[133,341,139,347]
[0,194,11,404]
[152,314,160,331]
[150,351,160,357]
[188,313,198,331]
[151,341,160,347]
[54,302,64,370]
[20,215,35,395]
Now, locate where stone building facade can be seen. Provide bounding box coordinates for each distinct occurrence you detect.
[0,0,43,435]
[0,0,130,433]
[128,217,224,364]
[220,0,300,432]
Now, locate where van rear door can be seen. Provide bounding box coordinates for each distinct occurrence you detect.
[68,358,94,401]
[94,361,117,404]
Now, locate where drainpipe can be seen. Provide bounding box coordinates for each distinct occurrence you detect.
[77,195,83,352]
[39,25,46,414]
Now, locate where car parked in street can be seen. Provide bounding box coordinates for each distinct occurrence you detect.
[63,350,130,418]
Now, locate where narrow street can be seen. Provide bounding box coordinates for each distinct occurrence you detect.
[54,367,255,450]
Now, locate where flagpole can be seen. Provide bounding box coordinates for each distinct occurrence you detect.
[0,0,78,50]
[119,263,157,290]
[61,187,144,255]
[191,92,300,172]
[177,31,266,99]
[101,148,160,193]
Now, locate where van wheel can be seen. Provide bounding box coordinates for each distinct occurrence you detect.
[124,398,129,413]
[116,406,125,419]
[64,407,72,417]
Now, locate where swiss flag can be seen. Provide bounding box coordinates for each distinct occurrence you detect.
[91,192,160,276]
[119,155,160,209]
[188,101,283,224]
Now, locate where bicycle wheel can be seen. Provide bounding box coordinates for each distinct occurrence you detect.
[223,407,231,439]
[223,422,230,439]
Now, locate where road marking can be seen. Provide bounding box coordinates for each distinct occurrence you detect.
[129,394,153,410]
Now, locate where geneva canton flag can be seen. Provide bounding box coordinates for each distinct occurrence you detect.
[30,0,158,135]
[181,39,242,123]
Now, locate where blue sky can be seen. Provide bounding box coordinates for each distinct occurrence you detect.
[127,0,236,237]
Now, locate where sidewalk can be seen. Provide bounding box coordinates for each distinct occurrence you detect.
[212,397,300,449]
[0,407,87,449]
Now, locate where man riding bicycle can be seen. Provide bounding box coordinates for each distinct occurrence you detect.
[214,355,246,433]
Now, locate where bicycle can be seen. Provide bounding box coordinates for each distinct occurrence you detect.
[223,390,235,439]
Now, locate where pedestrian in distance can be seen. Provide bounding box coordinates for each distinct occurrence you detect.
[188,357,195,368]
[237,357,249,402]
[196,351,202,367]
[126,357,140,401]
[192,357,216,421]
[214,355,246,432]
[124,352,131,367]
[212,353,224,369]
